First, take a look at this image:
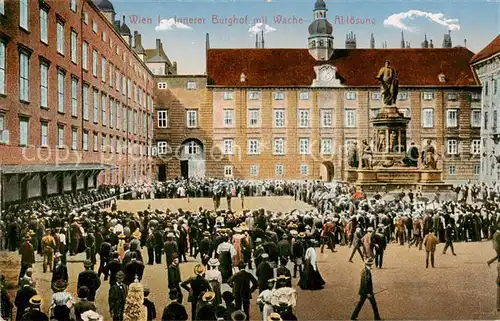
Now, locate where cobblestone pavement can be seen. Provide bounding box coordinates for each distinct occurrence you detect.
[2,197,499,320]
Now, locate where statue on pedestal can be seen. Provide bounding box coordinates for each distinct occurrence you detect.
[361,139,373,169]
[377,130,386,153]
[347,141,359,168]
[422,139,437,169]
[376,60,399,106]
[389,131,397,153]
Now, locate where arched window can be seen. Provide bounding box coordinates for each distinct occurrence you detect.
[311,40,316,48]
[319,40,324,47]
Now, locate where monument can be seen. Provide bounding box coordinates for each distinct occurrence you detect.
[346,60,453,194]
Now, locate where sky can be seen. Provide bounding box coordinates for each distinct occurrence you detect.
[111,0,500,74]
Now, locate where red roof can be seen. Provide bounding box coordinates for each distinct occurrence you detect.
[206,48,479,87]
[470,34,500,64]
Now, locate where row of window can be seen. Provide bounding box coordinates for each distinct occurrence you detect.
[483,109,500,131]
[223,164,310,178]
[155,108,482,129]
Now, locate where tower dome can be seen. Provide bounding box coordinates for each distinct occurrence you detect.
[314,0,327,9]
[93,0,115,12]
[308,19,333,35]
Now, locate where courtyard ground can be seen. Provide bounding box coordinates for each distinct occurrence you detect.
[2,197,498,320]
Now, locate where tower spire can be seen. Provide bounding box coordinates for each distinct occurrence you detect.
[401,31,405,48]
[370,33,375,49]
[261,30,264,48]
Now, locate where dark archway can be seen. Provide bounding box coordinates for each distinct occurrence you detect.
[320,161,335,182]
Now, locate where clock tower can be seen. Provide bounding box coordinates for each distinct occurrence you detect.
[308,0,334,61]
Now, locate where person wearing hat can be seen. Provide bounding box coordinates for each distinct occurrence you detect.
[267,312,282,321]
[80,310,104,321]
[277,234,291,267]
[206,258,222,305]
[104,252,122,287]
[442,223,457,256]
[168,253,183,304]
[20,295,49,321]
[109,271,128,321]
[74,286,97,321]
[409,217,423,250]
[216,235,236,283]
[362,227,375,259]
[299,240,325,291]
[52,252,69,287]
[77,260,101,302]
[257,279,275,321]
[231,310,247,321]
[49,279,73,321]
[196,291,217,320]
[164,233,179,267]
[227,261,258,318]
[199,231,214,267]
[41,228,56,274]
[253,238,265,270]
[257,253,274,294]
[372,225,387,269]
[276,259,292,288]
[181,264,211,320]
[161,289,188,321]
[14,278,37,321]
[291,233,305,279]
[350,258,381,320]
[349,227,364,263]
[143,287,156,321]
[18,233,35,284]
[124,252,145,285]
[423,228,439,268]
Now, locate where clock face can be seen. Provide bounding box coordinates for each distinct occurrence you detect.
[321,68,334,81]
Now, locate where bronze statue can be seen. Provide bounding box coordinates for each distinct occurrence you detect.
[376,60,399,106]
[422,139,437,169]
[361,139,373,169]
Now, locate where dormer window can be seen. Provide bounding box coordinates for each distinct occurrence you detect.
[274,91,284,100]
[371,92,380,100]
[186,80,197,90]
[248,91,260,100]
[240,73,246,82]
[471,92,481,101]
[299,91,310,100]
[223,91,233,100]
[345,91,357,100]
[157,82,167,89]
[447,93,458,101]
[423,92,434,101]
[397,92,408,100]
[438,73,446,82]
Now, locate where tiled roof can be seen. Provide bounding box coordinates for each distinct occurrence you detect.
[470,34,500,64]
[206,48,479,87]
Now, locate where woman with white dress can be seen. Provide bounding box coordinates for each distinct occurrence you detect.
[205,258,222,306]
[298,241,325,290]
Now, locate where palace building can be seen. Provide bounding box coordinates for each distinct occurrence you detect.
[0,0,155,203]
[154,0,482,182]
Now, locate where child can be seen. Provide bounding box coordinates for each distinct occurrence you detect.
[143,287,156,321]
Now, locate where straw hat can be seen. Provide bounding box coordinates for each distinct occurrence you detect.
[29,295,42,306]
[231,310,247,321]
[208,258,220,267]
[298,232,306,238]
[202,291,216,302]
[267,312,282,321]
[52,279,68,292]
[132,231,141,239]
[81,310,104,321]
[118,233,126,239]
[194,264,205,275]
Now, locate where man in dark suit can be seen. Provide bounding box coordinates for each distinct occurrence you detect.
[77,260,101,302]
[277,235,291,266]
[146,232,155,265]
[292,234,305,278]
[168,254,183,303]
[143,287,156,321]
[20,295,49,321]
[181,264,211,320]
[124,252,145,285]
[51,253,69,284]
[98,238,112,279]
[109,271,128,321]
[74,286,97,321]
[104,252,122,287]
[442,224,457,256]
[165,233,179,267]
[373,225,387,269]
[256,253,274,293]
[154,228,164,264]
[162,289,188,321]
[198,232,213,267]
[227,261,258,318]
[14,281,37,321]
[350,258,381,320]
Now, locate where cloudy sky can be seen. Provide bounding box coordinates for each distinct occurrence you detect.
[112,0,500,74]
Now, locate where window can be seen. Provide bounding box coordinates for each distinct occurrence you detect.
[83,12,88,24]
[248,91,260,100]
[93,132,98,151]
[92,50,98,77]
[101,135,106,152]
[40,122,48,147]
[422,108,434,128]
[56,22,65,54]
[57,70,64,113]
[187,110,198,128]
[82,42,88,70]
[320,109,333,128]
[370,92,380,100]
[223,109,234,127]
[484,111,489,130]
[116,101,120,130]
[102,32,107,42]
[397,92,408,100]
[93,89,98,123]
[471,110,481,128]
[127,79,131,98]
[40,9,48,43]
[472,139,480,154]
[447,93,458,101]
[274,138,285,155]
[447,139,458,155]
[101,94,107,125]
[298,109,310,128]
[40,63,48,108]
[19,119,28,146]
[449,165,456,175]
[82,84,89,120]
[57,126,64,148]
[446,109,458,128]
[70,31,78,63]
[71,78,78,117]
[423,92,434,100]
[158,110,168,128]
[101,57,106,82]
[19,0,28,30]
[300,164,309,175]
[0,42,4,95]
[275,164,284,176]
[474,165,480,176]
[400,108,411,118]
[299,92,310,100]
[472,92,481,101]
[83,131,88,151]
[133,111,137,134]
[109,99,114,128]
[345,109,356,128]
[122,106,127,130]
[187,80,196,90]
[250,165,259,177]
[224,166,233,178]
[321,138,332,154]
[186,141,201,155]
[223,139,234,155]
[70,0,77,11]
[223,91,233,100]
[248,139,260,155]
[495,79,498,95]
[274,91,284,100]
[370,109,380,119]
[275,109,285,128]
[122,74,126,94]
[116,71,120,92]
[71,128,77,150]
[345,91,357,100]
[495,110,499,130]
[158,82,167,89]
[157,141,168,154]
[19,52,30,101]
[299,138,310,154]
[92,21,98,33]
[248,109,260,127]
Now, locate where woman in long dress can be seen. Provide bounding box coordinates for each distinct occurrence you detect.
[298,242,325,290]
[205,259,222,306]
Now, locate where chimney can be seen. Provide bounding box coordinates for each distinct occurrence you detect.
[430,39,434,48]
[205,33,210,51]
[370,33,375,49]
[464,39,467,48]
[255,33,258,48]
[261,30,264,48]
[173,62,177,74]
[401,31,405,48]
[156,39,161,54]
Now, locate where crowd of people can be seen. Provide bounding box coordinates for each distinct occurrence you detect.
[1,178,500,321]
